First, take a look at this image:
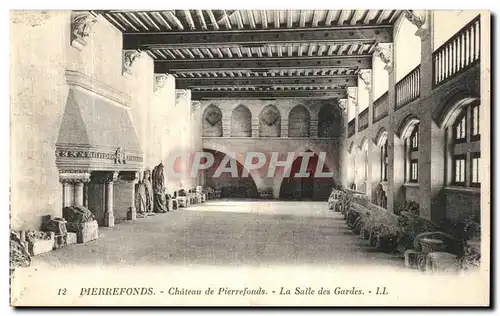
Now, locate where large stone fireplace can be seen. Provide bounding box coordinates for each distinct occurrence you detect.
[56,70,143,227]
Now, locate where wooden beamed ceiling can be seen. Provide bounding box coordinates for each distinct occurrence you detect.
[98,10,402,100]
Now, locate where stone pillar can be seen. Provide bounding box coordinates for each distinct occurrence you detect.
[370,138,382,201]
[129,172,139,220]
[222,119,231,137]
[359,70,373,125]
[83,183,89,207]
[251,117,259,138]
[360,71,373,198]
[374,43,397,212]
[103,171,118,227]
[410,11,444,221]
[280,118,289,138]
[310,119,318,138]
[59,171,91,209]
[348,87,359,134]
[73,182,84,206]
[366,141,373,200]
[61,182,70,207]
[339,100,348,188]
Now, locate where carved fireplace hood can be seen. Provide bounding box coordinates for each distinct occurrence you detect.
[56,71,143,172]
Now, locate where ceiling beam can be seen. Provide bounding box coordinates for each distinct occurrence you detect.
[154,55,372,72]
[174,75,358,88]
[122,25,393,49]
[191,89,347,100]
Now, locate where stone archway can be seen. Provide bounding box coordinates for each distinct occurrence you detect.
[201,148,260,199]
[278,150,334,201]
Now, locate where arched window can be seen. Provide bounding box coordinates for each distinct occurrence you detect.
[361,140,368,182]
[450,102,481,187]
[381,138,388,182]
[404,123,419,183]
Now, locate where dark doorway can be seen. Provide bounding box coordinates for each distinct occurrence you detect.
[279,151,334,200]
[202,149,259,199]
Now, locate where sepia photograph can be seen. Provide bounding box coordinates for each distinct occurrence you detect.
[8,7,491,307]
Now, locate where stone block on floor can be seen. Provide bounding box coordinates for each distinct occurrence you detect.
[53,235,67,250]
[426,252,460,272]
[67,232,77,245]
[26,231,55,256]
[404,249,420,269]
[67,220,99,244]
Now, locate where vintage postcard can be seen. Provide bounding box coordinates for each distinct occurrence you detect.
[9,9,490,306]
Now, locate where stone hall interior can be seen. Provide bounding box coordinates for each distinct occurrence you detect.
[10,10,488,271]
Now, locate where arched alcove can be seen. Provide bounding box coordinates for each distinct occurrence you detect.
[279,150,334,201]
[318,104,339,137]
[202,148,259,198]
[202,104,223,137]
[231,105,252,137]
[259,105,281,137]
[288,105,310,137]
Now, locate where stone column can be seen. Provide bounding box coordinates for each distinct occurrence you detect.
[360,70,373,198]
[348,87,359,134]
[251,117,259,138]
[374,43,397,213]
[310,119,318,138]
[222,119,231,137]
[280,118,289,138]
[59,171,91,208]
[103,171,118,227]
[359,70,373,125]
[408,11,444,221]
[61,182,70,207]
[127,172,139,221]
[83,183,89,207]
[73,182,84,206]
[339,99,348,188]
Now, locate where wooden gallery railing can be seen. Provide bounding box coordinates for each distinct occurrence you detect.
[348,118,356,138]
[358,108,369,132]
[395,65,420,109]
[372,92,388,123]
[433,15,480,88]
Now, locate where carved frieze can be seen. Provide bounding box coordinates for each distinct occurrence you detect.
[374,43,393,72]
[55,148,143,163]
[123,50,143,76]
[71,11,98,51]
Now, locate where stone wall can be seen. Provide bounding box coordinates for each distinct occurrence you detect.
[11,11,71,230]
[9,11,160,230]
[345,11,486,222]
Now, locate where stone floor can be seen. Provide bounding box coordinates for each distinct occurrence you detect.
[33,200,405,268]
